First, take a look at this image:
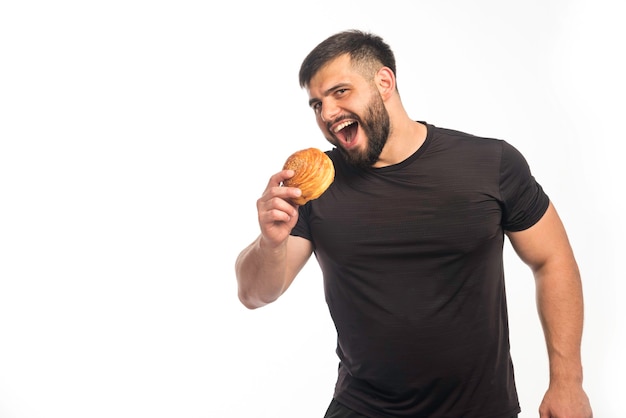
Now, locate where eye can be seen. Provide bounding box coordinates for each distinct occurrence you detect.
[311,101,322,114]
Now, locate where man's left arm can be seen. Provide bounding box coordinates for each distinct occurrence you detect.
[507,201,593,418]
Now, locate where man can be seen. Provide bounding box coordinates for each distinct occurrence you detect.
[235,30,592,417]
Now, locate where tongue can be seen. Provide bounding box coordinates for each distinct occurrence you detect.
[344,123,357,143]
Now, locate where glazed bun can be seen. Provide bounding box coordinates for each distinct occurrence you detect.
[282,148,335,205]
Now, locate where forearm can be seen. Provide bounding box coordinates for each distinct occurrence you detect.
[235,235,289,309]
[534,258,585,384]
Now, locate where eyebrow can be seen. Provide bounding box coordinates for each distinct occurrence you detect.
[308,82,351,107]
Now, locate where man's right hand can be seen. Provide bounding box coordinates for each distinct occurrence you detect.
[256,169,302,247]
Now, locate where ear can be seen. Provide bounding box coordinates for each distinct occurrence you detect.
[375,66,396,100]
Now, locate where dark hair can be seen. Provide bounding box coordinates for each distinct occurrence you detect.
[298,29,397,89]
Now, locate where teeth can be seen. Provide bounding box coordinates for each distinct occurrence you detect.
[333,120,354,133]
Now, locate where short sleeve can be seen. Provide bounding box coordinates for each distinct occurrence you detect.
[499,141,550,231]
[290,202,313,241]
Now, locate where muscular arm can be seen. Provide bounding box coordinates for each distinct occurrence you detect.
[235,169,313,309]
[236,235,312,309]
[507,202,592,417]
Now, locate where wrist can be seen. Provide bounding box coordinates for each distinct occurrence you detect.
[549,365,584,386]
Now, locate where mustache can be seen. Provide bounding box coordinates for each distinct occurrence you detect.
[326,113,360,131]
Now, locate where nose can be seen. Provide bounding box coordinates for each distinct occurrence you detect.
[320,100,340,123]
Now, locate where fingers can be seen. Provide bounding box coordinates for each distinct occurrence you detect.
[267,169,295,187]
[263,169,302,208]
[255,170,303,246]
[257,197,297,224]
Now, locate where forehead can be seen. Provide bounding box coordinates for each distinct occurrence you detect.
[307,54,362,97]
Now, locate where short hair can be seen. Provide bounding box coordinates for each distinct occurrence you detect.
[298,29,397,89]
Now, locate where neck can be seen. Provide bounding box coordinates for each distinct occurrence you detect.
[373,116,427,168]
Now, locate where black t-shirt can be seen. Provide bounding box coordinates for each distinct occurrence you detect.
[291,123,549,417]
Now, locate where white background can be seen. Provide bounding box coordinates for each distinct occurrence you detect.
[1,0,623,417]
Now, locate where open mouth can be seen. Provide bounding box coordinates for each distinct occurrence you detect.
[332,120,359,145]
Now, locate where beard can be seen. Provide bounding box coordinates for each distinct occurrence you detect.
[332,93,390,169]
